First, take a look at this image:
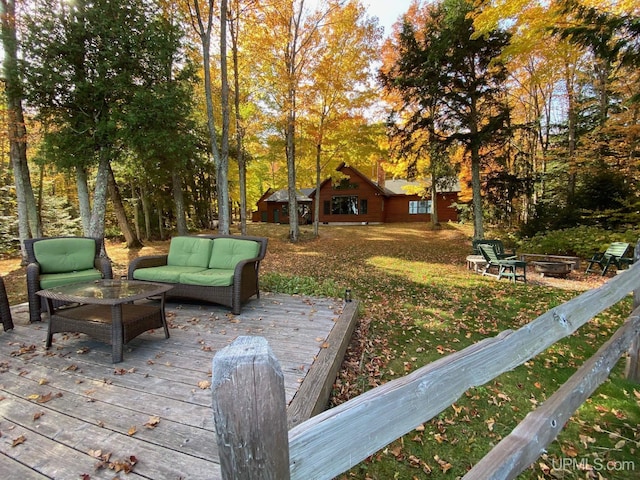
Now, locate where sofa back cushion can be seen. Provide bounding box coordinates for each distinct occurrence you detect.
[167,236,214,268]
[209,238,260,270]
[34,238,96,274]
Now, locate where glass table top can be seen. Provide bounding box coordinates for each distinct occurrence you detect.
[37,279,173,305]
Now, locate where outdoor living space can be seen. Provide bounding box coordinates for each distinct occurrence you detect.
[0,293,357,479]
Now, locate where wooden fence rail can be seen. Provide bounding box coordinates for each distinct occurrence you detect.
[212,247,640,480]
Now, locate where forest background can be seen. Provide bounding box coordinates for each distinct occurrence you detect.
[0,0,639,255]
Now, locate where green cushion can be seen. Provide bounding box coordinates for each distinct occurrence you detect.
[180,269,235,287]
[167,237,213,268]
[209,238,260,270]
[40,269,102,289]
[34,238,96,274]
[132,265,207,283]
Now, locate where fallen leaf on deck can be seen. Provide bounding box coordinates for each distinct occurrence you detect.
[144,416,161,428]
[37,392,62,403]
[12,434,26,447]
[198,380,211,389]
[127,426,137,436]
[33,411,45,421]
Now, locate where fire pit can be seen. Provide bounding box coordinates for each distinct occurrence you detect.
[533,261,572,278]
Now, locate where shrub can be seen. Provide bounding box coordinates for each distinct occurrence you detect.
[517,226,640,259]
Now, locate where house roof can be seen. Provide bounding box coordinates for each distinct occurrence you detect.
[264,188,314,202]
[261,164,459,203]
[384,178,461,195]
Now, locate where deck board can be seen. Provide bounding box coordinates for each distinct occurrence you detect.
[0,292,357,479]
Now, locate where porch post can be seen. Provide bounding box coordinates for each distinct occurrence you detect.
[625,238,640,382]
[212,336,290,479]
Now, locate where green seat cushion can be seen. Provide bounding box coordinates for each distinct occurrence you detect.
[132,265,207,283]
[39,269,103,289]
[167,237,214,268]
[180,269,235,287]
[209,238,260,270]
[34,238,96,273]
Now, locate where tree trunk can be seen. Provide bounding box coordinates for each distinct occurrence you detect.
[172,169,188,236]
[230,4,247,236]
[131,181,141,240]
[313,142,321,237]
[107,164,142,248]
[218,0,231,234]
[87,150,111,240]
[471,144,484,240]
[430,172,439,228]
[76,166,91,235]
[286,112,299,242]
[2,0,41,260]
[141,185,151,240]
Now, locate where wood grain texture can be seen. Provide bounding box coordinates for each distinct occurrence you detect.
[0,292,351,480]
[212,336,290,480]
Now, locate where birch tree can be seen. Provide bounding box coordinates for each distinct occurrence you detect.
[184,0,231,234]
[1,0,41,258]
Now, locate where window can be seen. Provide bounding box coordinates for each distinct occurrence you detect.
[409,200,432,214]
[360,199,368,215]
[331,196,359,215]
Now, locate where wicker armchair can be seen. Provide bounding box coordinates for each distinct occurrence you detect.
[25,237,113,323]
[0,277,13,331]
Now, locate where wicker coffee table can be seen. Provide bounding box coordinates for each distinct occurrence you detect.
[37,280,173,363]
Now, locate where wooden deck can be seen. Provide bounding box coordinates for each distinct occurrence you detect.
[0,293,358,479]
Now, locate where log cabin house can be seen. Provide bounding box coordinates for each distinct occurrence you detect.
[252,163,459,225]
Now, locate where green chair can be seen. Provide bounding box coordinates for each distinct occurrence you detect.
[585,242,633,276]
[478,243,527,283]
[472,239,516,260]
[25,237,113,323]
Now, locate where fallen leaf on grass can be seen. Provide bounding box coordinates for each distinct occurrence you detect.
[433,455,452,473]
[486,418,495,432]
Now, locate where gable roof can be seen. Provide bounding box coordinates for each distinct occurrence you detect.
[384,178,461,195]
[316,162,387,195]
[264,188,314,203]
[259,163,460,203]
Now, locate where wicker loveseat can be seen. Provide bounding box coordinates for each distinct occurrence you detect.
[25,237,113,323]
[128,235,268,314]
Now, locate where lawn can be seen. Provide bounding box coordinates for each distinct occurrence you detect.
[2,223,639,479]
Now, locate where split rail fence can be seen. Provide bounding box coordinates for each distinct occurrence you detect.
[211,242,640,480]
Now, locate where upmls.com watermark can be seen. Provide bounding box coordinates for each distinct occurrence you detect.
[552,457,636,473]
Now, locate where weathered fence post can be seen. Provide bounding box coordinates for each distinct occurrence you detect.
[625,239,640,382]
[212,336,290,479]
